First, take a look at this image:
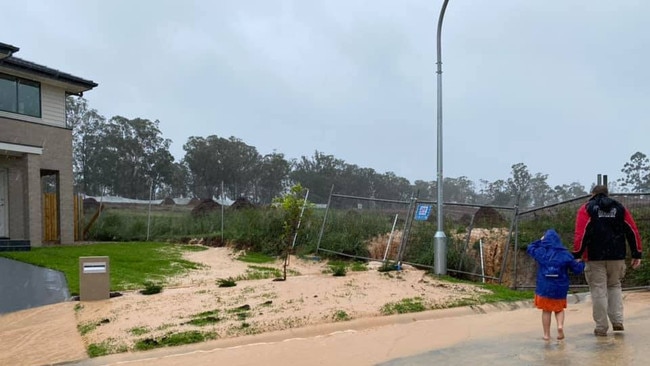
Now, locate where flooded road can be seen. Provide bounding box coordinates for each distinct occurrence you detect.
[380,315,649,365]
[0,257,70,314]
[75,291,650,366]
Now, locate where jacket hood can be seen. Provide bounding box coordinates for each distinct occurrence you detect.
[589,194,615,210]
[540,229,565,250]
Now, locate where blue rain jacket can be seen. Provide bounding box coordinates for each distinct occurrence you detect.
[527,229,585,299]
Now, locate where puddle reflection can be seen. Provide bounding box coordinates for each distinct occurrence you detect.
[380,326,643,366]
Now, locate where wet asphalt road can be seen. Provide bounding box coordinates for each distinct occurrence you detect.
[0,257,69,314]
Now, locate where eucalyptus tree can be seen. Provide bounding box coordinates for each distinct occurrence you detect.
[100,116,174,199]
[183,135,261,200]
[553,182,587,202]
[618,152,650,192]
[290,151,346,203]
[254,152,291,204]
[66,96,106,195]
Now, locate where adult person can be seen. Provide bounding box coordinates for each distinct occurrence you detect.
[573,185,643,336]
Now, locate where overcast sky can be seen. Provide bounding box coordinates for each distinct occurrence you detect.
[4,0,649,189]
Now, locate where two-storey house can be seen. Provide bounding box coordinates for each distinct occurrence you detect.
[0,41,97,249]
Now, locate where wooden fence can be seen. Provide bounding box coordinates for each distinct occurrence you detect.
[74,194,83,241]
[43,193,58,242]
[43,193,84,242]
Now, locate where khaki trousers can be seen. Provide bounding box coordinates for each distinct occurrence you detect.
[584,260,627,332]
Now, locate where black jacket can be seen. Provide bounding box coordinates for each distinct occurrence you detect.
[573,194,642,261]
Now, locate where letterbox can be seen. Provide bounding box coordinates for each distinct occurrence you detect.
[79,256,110,301]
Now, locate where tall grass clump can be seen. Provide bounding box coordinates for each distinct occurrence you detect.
[223,208,285,254]
[317,210,390,258]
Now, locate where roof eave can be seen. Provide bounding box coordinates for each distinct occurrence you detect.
[0,57,97,93]
[0,42,19,60]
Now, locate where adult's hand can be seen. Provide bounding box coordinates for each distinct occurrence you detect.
[631,258,642,269]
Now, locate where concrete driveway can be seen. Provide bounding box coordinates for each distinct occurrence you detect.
[0,257,69,314]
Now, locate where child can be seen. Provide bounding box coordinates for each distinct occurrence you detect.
[527,229,585,341]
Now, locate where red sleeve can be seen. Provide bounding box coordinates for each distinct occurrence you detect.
[573,205,590,259]
[623,208,643,258]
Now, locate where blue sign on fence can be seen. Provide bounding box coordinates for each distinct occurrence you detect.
[414,204,432,221]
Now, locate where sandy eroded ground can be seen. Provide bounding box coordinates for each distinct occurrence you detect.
[0,246,494,364]
[74,246,491,355]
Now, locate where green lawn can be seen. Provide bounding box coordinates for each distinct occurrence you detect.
[0,243,204,295]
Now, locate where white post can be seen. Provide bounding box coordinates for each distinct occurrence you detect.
[291,189,310,249]
[221,181,225,242]
[478,239,485,283]
[383,214,399,262]
[146,179,153,241]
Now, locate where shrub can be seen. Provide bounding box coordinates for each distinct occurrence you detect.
[378,260,398,272]
[140,281,163,295]
[330,263,347,277]
[217,277,237,287]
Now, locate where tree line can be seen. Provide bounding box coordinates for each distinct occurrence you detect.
[66,97,648,207]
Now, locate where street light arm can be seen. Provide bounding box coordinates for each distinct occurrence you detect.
[436,0,450,68]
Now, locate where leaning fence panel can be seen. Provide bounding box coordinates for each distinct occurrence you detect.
[316,190,518,284]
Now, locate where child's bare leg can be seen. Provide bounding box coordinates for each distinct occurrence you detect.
[542,311,551,340]
[555,310,565,340]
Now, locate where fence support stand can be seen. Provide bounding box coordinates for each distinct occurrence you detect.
[315,185,334,254]
[383,214,399,262]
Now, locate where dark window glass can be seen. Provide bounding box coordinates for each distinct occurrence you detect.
[0,74,16,113]
[18,79,41,117]
[0,73,41,118]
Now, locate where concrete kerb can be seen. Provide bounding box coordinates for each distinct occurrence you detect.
[67,296,550,366]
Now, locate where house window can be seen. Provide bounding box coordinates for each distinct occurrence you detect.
[0,72,41,118]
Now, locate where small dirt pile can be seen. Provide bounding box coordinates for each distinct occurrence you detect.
[160,197,175,205]
[473,207,508,228]
[191,198,222,217]
[230,197,255,210]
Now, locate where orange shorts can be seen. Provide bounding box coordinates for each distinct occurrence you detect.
[534,294,567,312]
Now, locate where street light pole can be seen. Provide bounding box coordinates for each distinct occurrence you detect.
[434,0,450,275]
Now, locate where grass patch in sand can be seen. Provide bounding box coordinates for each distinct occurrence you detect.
[236,252,276,264]
[0,243,202,294]
[477,283,534,303]
[87,339,128,358]
[437,276,534,304]
[236,265,282,280]
[185,310,222,326]
[227,305,252,321]
[381,297,427,315]
[77,322,98,336]
[350,261,369,272]
[235,265,300,281]
[217,277,237,287]
[78,318,111,336]
[140,280,163,295]
[134,331,217,351]
[330,263,347,277]
[128,326,151,336]
[380,279,533,315]
[332,310,351,321]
